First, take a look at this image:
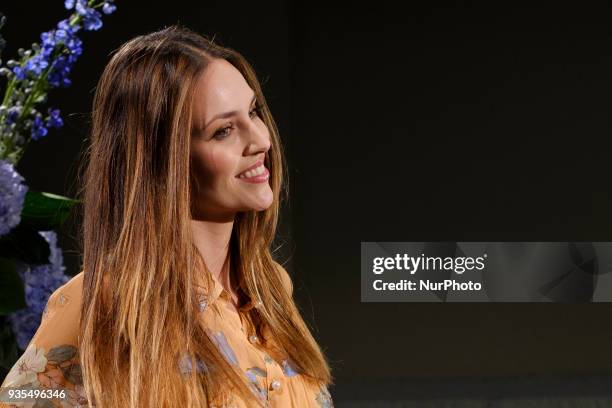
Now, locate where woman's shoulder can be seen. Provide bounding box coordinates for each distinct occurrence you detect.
[28,271,84,350]
[49,270,84,305]
[58,270,84,295]
[42,270,84,321]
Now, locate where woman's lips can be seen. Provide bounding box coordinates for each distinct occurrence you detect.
[236,163,269,183]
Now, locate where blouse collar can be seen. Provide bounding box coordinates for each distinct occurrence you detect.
[197,269,257,312]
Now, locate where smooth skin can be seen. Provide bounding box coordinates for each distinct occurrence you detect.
[189,58,273,306]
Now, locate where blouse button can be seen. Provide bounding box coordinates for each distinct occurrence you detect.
[248,334,259,344]
[270,379,281,391]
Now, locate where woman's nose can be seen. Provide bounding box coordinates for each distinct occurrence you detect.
[244,121,271,154]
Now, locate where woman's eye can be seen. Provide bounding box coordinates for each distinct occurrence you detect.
[213,125,232,140]
[250,104,263,119]
[213,105,262,140]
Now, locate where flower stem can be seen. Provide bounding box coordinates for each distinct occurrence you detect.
[2,76,15,106]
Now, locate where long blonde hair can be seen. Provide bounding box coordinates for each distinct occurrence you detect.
[77,25,333,407]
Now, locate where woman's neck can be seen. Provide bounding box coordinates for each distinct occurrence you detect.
[190,217,236,298]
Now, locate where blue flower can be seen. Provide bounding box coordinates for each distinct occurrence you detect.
[11,66,26,80]
[75,0,103,31]
[56,19,80,35]
[0,160,28,238]
[5,106,21,126]
[83,12,102,31]
[102,2,117,15]
[54,29,69,43]
[24,55,49,77]
[45,109,63,129]
[8,231,70,350]
[47,55,76,88]
[65,36,83,55]
[74,0,88,14]
[31,116,48,141]
[40,31,57,55]
[64,0,76,10]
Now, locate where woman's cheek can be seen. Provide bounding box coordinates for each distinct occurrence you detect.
[210,149,237,179]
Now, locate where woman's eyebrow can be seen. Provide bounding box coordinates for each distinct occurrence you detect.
[203,93,256,131]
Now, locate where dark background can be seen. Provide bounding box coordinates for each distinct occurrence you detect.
[3,0,612,404]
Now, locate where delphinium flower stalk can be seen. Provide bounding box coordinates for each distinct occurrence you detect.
[0,0,117,165]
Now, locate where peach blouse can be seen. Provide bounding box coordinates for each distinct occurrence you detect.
[0,262,333,408]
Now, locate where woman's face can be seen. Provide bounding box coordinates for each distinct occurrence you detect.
[190,59,273,220]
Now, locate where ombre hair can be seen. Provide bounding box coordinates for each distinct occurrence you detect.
[77,25,333,407]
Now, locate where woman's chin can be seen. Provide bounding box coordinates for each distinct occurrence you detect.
[252,200,273,211]
[248,194,274,211]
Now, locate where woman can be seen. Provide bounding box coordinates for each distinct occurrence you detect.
[0,25,334,407]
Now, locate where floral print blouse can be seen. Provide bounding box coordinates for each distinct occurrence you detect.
[0,263,334,407]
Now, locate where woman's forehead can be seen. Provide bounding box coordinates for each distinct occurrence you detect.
[192,61,254,127]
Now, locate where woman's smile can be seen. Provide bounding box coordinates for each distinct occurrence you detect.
[236,162,270,183]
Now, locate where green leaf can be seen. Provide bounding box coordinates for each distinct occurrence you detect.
[20,190,80,231]
[0,223,50,265]
[0,257,26,314]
